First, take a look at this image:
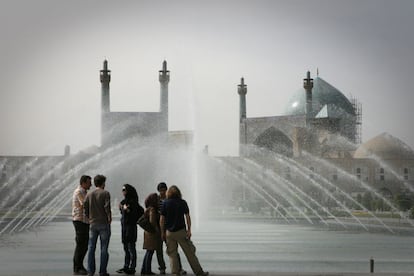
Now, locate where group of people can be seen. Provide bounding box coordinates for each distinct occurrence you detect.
[72,175,208,276]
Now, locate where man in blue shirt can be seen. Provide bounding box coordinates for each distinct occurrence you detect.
[160,185,208,276]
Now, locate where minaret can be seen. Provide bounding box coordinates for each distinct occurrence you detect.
[159,60,170,132]
[100,59,111,146]
[238,77,247,155]
[238,77,247,123]
[303,71,313,126]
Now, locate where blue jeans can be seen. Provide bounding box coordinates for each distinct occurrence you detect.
[141,250,154,274]
[88,224,111,275]
[123,242,137,270]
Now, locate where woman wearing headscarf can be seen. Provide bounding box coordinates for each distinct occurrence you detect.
[117,184,139,275]
[141,193,162,275]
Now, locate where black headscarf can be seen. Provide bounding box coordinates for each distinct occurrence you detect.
[123,183,139,202]
[120,184,140,226]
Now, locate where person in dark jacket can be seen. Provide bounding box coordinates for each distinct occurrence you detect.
[160,185,208,276]
[156,182,185,275]
[116,184,140,275]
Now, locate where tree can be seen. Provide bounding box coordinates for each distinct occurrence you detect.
[362,192,373,211]
[357,194,362,204]
[395,193,412,211]
[409,207,414,219]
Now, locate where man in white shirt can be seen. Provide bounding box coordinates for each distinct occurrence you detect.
[72,175,92,275]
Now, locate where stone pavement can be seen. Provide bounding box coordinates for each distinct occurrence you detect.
[2,221,414,276]
[1,273,413,276]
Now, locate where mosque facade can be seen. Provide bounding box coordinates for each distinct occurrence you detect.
[100,60,169,147]
[1,61,414,211]
[237,71,414,199]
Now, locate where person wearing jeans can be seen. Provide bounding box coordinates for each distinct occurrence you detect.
[156,183,167,274]
[116,184,140,275]
[84,175,112,276]
[88,224,111,276]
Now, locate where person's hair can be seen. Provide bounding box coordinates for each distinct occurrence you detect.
[166,185,182,199]
[123,184,139,202]
[80,175,91,185]
[144,193,159,208]
[157,182,167,191]
[94,174,106,187]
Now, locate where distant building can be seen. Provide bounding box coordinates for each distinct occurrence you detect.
[0,60,191,204]
[239,72,359,157]
[100,60,170,146]
[238,72,414,197]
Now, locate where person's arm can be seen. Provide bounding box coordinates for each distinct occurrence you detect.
[84,194,89,219]
[104,192,112,224]
[76,190,85,207]
[160,215,166,241]
[119,199,124,214]
[149,208,159,233]
[185,213,192,239]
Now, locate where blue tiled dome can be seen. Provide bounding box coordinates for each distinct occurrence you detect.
[284,77,355,117]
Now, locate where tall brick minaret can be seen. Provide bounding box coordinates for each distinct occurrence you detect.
[238,77,247,155]
[100,59,111,146]
[238,77,247,123]
[159,60,170,132]
[303,71,313,127]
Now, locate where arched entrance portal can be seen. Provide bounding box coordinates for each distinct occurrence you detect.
[254,127,293,157]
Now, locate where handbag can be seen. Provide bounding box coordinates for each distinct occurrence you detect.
[137,203,144,219]
[137,214,156,233]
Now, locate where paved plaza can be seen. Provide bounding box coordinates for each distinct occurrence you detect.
[1,272,413,276]
[1,219,414,276]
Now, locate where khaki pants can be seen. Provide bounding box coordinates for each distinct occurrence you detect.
[166,229,203,275]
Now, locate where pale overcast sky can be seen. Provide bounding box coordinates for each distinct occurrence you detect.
[0,0,413,156]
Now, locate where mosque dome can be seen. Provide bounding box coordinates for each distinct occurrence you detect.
[354,133,414,160]
[283,77,355,117]
[80,145,100,155]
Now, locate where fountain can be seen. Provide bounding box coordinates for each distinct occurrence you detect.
[1,63,414,274]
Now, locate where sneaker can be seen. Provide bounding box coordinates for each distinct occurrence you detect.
[159,269,166,275]
[179,270,187,275]
[196,272,209,276]
[116,268,126,274]
[99,273,110,276]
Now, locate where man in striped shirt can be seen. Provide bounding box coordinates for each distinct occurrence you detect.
[72,175,92,275]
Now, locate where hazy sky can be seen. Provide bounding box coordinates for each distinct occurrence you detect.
[1,0,413,156]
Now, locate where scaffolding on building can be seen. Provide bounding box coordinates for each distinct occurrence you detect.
[350,96,362,144]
